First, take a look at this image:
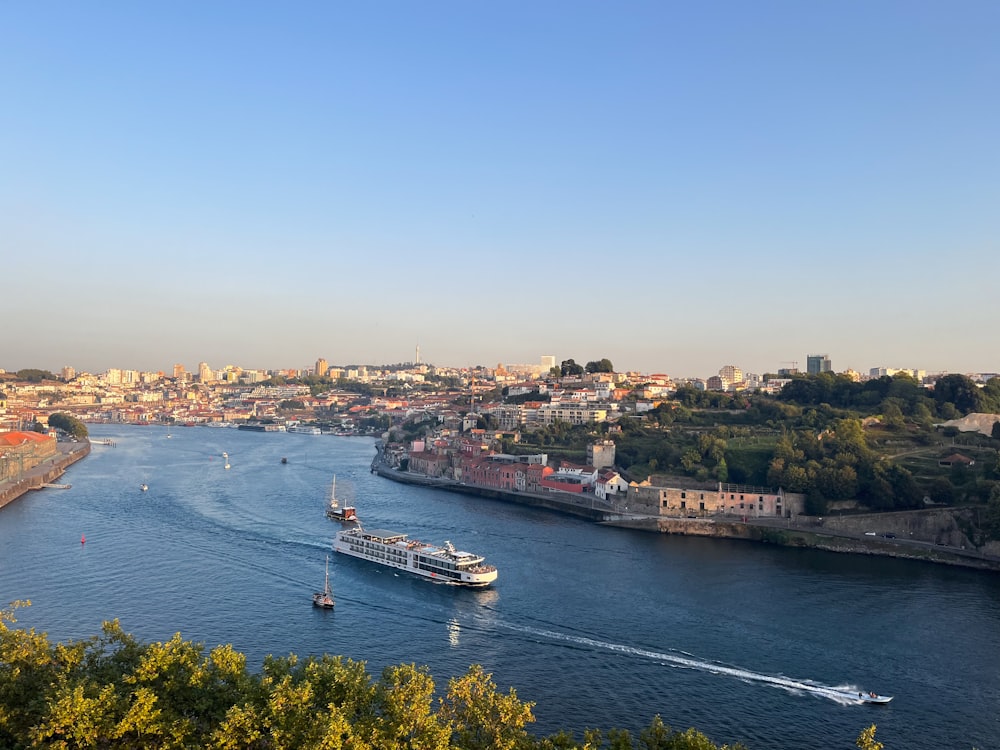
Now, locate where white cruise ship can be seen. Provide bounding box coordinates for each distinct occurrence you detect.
[287,424,322,434]
[333,526,497,587]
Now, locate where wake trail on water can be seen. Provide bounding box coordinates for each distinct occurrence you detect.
[494,621,869,705]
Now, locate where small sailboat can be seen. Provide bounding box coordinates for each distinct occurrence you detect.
[223,451,231,470]
[312,556,335,608]
[325,475,357,522]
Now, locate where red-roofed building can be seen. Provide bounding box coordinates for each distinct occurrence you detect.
[0,430,57,481]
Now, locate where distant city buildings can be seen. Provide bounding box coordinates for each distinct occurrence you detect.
[718,365,744,389]
[870,367,927,382]
[806,354,832,375]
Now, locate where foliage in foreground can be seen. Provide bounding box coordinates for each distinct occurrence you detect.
[1,603,892,750]
[0,602,762,750]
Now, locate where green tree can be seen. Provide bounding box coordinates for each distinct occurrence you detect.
[856,724,883,750]
[369,663,450,750]
[585,359,615,374]
[47,412,89,439]
[933,374,986,415]
[559,359,585,378]
[15,369,57,383]
[438,665,535,750]
[714,458,729,482]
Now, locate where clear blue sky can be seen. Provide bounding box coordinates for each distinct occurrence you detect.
[2,2,998,378]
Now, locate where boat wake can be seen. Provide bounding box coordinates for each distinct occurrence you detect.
[495,621,878,705]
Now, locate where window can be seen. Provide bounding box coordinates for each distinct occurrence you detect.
[681,492,686,499]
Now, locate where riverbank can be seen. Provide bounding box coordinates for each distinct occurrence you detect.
[374,461,1000,572]
[0,440,91,510]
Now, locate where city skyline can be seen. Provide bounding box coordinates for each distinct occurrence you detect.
[3,3,998,377]
[1,353,989,384]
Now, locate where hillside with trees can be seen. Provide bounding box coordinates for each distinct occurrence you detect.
[500,373,1000,541]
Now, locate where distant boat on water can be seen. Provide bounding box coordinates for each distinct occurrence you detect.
[325,475,357,522]
[312,556,335,608]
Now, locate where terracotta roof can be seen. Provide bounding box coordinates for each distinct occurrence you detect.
[0,431,53,446]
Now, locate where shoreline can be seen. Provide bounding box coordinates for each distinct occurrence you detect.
[0,440,92,510]
[373,461,1000,573]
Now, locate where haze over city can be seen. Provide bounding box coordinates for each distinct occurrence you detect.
[2,2,998,378]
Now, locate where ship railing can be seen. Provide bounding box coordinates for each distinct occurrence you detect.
[467,565,497,574]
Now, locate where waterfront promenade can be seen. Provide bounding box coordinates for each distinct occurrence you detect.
[0,439,91,510]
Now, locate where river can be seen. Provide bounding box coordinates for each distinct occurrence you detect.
[1,424,998,749]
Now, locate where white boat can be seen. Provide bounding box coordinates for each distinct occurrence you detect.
[140,484,148,492]
[857,691,893,704]
[312,556,335,609]
[333,525,498,587]
[288,424,322,434]
[325,475,357,522]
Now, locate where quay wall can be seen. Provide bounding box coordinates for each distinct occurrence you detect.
[373,456,1000,572]
[374,464,608,521]
[608,516,1000,572]
[0,441,91,511]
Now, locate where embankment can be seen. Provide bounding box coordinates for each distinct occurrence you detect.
[609,516,1000,572]
[374,464,609,521]
[374,462,1000,572]
[0,440,91,510]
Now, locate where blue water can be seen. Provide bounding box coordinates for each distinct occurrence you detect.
[2,424,999,749]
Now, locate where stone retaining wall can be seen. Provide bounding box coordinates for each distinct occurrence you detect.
[0,441,91,510]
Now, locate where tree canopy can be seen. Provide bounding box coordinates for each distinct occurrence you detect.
[14,369,57,383]
[559,359,585,377]
[585,359,614,374]
[0,602,763,750]
[46,412,88,439]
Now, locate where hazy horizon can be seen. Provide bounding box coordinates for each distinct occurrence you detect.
[3,3,997,379]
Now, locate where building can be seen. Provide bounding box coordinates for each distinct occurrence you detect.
[806,354,832,375]
[625,480,804,518]
[315,358,329,377]
[587,440,616,470]
[540,355,556,373]
[719,365,743,387]
[0,431,58,481]
[537,403,608,426]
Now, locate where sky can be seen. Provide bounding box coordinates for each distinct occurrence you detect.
[2,2,998,379]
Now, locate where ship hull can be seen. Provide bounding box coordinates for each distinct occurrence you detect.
[333,528,497,587]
